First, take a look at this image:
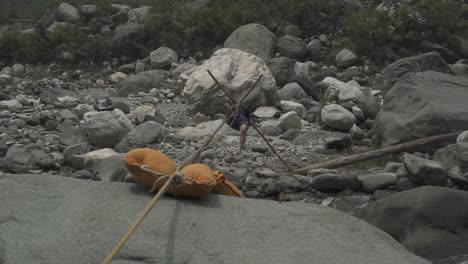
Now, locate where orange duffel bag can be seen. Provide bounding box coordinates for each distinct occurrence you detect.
[123,148,243,198]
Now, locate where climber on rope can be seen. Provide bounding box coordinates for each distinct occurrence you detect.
[224,102,251,151]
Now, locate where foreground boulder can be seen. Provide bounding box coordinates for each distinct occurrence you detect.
[183,48,279,115]
[379,52,450,94]
[376,71,468,146]
[224,23,277,62]
[358,186,468,262]
[0,173,429,264]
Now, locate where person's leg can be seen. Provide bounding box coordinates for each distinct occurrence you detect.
[239,124,249,150]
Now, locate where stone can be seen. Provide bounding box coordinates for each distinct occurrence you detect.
[128,105,166,125]
[446,167,468,186]
[379,52,450,94]
[0,99,22,112]
[111,4,131,13]
[252,106,280,118]
[59,127,87,146]
[278,82,308,102]
[259,120,283,136]
[77,149,127,182]
[118,63,135,74]
[224,23,277,62]
[385,162,403,173]
[457,131,468,143]
[322,77,379,117]
[0,173,429,264]
[117,70,170,97]
[376,71,468,146]
[358,186,468,262]
[336,48,357,67]
[321,104,356,131]
[255,168,279,179]
[110,72,128,83]
[251,144,269,153]
[112,22,144,49]
[311,173,356,191]
[307,38,322,57]
[259,178,282,196]
[395,177,417,191]
[64,142,90,169]
[177,120,224,140]
[31,150,55,170]
[278,111,301,131]
[266,57,294,86]
[402,153,447,186]
[319,34,330,46]
[82,109,134,148]
[450,63,468,77]
[128,6,151,23]
[293,130,351,149]
[11,64,25,77]
[276,35,307,59]
[2,145,34,173]
[279,175,303,190]
[420,41,459,63]
[280,101,306,116]
[150,47,178,69]
[433,142,468,171]
[57,3,80,22]
[72,104,94,119]
[115,121,168,153]
[79,5,97,16]
[350,124,366,140]
[358,173,397,192]
[183,48,278,115]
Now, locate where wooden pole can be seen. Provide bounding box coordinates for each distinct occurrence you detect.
[292,132,460,175]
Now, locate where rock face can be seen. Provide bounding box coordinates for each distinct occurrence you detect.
[150,47,178,69]
[0,173,430,264]
[376,71,468,146]
[358,186,468,261]
[82,109,134,148]
[321,104,356,130]
[224,23,277,62]
[117,70,171,96]
[183,48,279,115]
[379,52,450,94]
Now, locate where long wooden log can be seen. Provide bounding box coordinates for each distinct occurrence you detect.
[292,132,461,175]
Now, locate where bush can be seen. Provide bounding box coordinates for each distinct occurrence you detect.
[0,30,52,63]
[342,0,467,55]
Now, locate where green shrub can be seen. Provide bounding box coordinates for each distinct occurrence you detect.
[0,29,52,63]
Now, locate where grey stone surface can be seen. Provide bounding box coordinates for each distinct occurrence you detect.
[77,149,127,182]
[224,23,277,62]
[402,153,447,186]
[276,35,307,59]
[0,174,429,264]
[321,104,356,131]
[358,186,468,262]
[117,70,171,97]
[115,121,168,153]
[379,52,450,94]
[267,57,294,86]
[150,47,178,69]
[358,173,397,192]
[376,71,468,146]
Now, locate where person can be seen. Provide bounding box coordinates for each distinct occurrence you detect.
[224,102,250,151]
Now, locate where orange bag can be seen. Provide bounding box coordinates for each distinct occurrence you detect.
[123,148,243,198]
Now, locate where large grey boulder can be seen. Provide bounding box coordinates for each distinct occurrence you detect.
[402,153,447,186]
[358,186,468,261]
[321,104,356,131]
[278,82,308,102]
[0,173,430,264]
[2,146,34,174]
[267,57,294,86]
[150,47,178,69]
[117,70,170,97]
[276,35,307,59]
[336,48,357,67]
[376,71,468,146]
[224,23,277,62]
[182,48,279,115]
[57,3,80,22]
[115,121,169,153]
[82,109,134,148]
[379,52,450,94]
[112,22,144,48]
